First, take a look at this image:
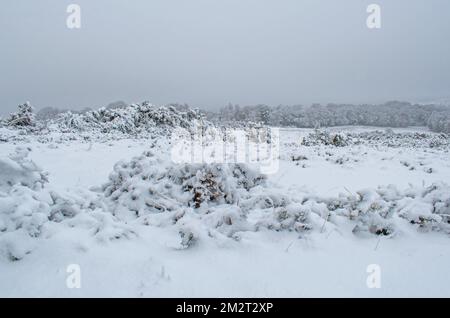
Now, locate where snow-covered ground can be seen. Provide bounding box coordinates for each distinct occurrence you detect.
[278,127,450,196]
[1,126,450,297]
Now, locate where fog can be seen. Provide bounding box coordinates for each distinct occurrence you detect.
[1,0,449,115]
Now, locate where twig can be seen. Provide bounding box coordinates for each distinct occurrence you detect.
[285,241,294,253]
[374,237,381,251]
[320,212,330,233]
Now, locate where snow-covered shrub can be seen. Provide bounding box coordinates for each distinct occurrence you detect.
[6,102,36,127]
[0,147,138,261]
[101,150,266,218]
[254,201,313,232]
[0,148,49,260]
[100,148,289,245]
[300,129,449,149]
[99,144,450,241]
[348,130,449,149]
[0,147,47,192]
[318,183,450,236]
[54,101,207,135]
[301,129,349,147]
[397,183,450,232]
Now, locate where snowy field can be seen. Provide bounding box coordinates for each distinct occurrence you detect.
[1,125,450,297]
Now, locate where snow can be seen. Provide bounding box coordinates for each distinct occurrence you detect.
[1,119,450,297]
[2,227,450,297]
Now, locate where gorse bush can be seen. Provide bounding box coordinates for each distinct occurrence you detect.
[56,101,206,134]
[5,102,35,127]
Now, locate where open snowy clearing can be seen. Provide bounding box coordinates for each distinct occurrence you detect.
[1,127,450,297]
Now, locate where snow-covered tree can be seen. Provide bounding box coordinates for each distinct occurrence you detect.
[6,102,36,127]
[210,102,450,130]
[428,111,450,134]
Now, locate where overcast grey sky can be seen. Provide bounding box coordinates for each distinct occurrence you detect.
[1,0,449,114]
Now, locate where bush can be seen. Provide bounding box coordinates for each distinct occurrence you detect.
[301,129,349,147]
[6,102,35,127]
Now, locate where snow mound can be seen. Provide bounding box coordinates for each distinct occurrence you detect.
[0,147,47,192]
